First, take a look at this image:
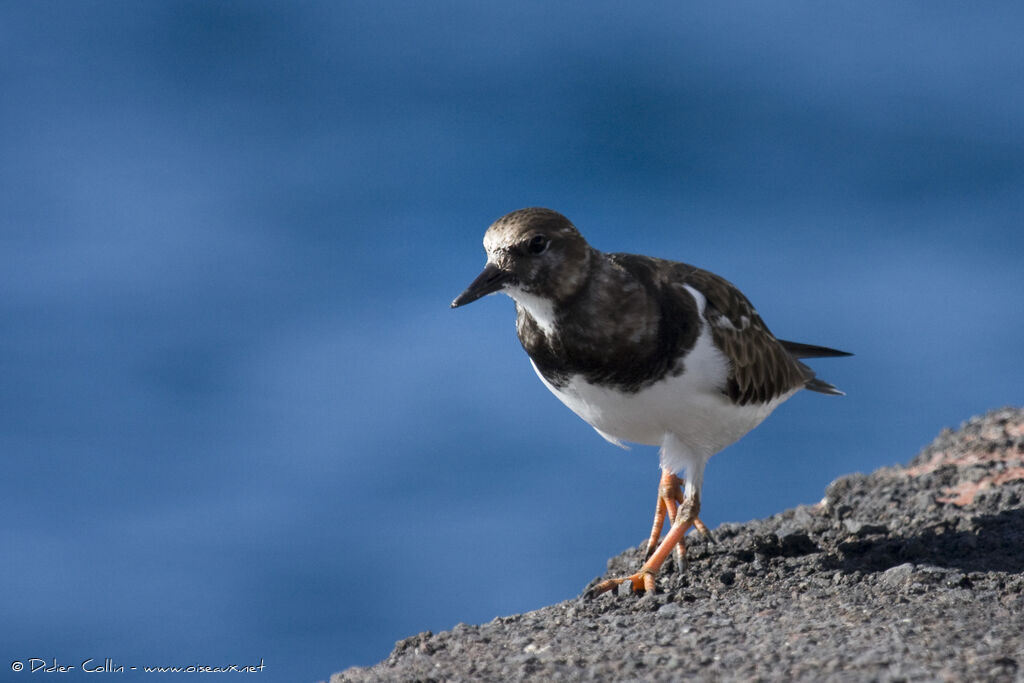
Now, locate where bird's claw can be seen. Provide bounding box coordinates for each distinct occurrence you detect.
[693,518,715,544]
[584,571,657,599]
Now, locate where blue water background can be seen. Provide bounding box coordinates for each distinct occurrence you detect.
[2,2,1022,681]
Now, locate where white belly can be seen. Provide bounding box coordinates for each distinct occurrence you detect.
[530,323,794,473]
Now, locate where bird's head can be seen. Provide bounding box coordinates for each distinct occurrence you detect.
[450,207,592,310]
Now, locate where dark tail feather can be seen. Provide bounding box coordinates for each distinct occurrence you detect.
[785,340,851,396]
[804,376,846,396]
[779,339,853,359]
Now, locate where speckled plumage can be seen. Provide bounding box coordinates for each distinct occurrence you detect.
[451,207,849,594]
[454,208,844,406]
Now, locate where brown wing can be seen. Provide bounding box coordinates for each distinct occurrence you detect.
[683,268,812,406]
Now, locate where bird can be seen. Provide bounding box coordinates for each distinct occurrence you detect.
[450,207,850,597]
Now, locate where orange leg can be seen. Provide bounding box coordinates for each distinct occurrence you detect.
[644,471,713,566]
[587,491,703,597]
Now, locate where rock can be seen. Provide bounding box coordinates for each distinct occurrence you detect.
[879,562,915,587]
[842,519,889,536]
[331,407,1024,683]
[656,602,681,619]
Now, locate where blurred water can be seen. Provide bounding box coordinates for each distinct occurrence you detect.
[2,2,1023,681]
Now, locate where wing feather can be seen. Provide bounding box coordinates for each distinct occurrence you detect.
[682,268,811,405]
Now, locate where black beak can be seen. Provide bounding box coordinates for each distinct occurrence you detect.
[450,262,512,308]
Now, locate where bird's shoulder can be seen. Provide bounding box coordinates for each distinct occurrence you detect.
[518,252,699,392]
[607,253,810,405]
[680,266,812,405]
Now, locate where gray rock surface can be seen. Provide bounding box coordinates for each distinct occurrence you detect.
[331,407,1024,682]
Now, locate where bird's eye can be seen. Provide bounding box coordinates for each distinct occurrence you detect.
[527,234,549,255]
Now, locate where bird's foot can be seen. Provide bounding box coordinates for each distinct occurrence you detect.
[693,517,715,544]
[584,569,657,599]
[588,491,701,599]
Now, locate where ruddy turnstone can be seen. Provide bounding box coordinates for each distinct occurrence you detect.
[450,207,850,596]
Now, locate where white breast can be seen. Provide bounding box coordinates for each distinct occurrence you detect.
[529,288,796,476]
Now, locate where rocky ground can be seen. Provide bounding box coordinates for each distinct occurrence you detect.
[332,407,1024,682]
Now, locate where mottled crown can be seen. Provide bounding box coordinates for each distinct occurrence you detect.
[483,208,586,255]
